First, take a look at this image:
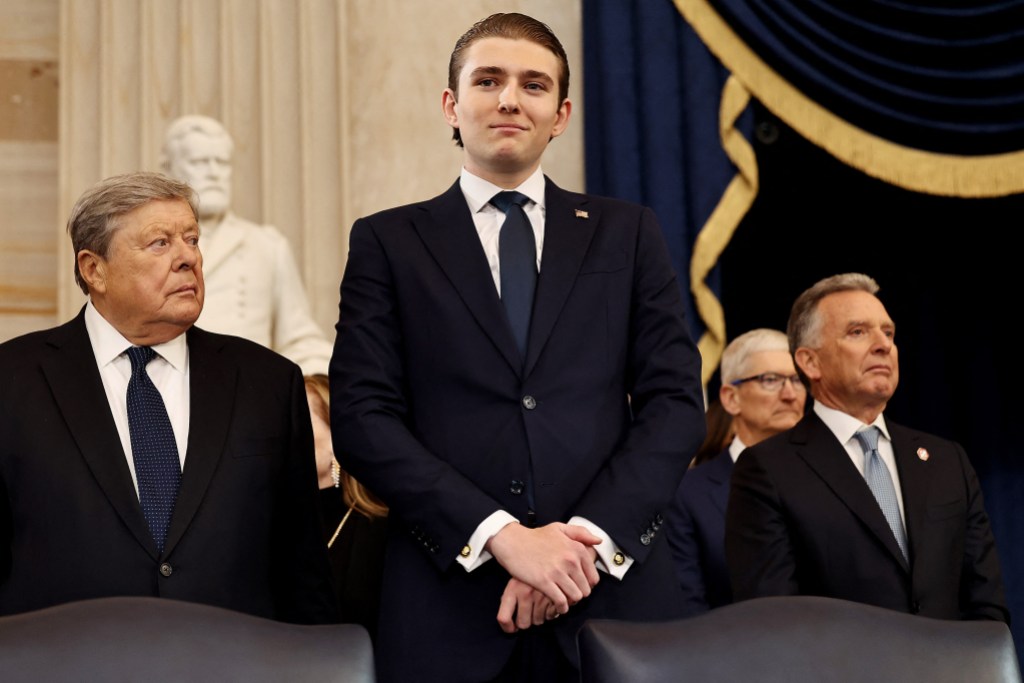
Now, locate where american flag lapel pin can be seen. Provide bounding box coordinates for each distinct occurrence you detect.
[575,209,589,219]
[917,447,930,461]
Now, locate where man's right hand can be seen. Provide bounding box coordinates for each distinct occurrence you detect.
[485,522,601,614]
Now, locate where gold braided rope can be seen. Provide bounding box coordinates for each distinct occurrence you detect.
[690,75,758,385]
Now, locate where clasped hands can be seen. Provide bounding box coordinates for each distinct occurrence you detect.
[485,521,601,634]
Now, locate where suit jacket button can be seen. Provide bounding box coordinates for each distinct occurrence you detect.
[522,395,537,410]
[911,601,921,614]
[159,562,173,577]
[510,480,524,495]
[640,533,651,546]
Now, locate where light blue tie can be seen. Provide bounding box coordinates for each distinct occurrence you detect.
[854,426,908,562]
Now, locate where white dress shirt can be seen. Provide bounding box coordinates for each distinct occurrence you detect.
[84,301,190,496]
[813,401,906,526]
[728,435,748,463]
[454,167,632,579]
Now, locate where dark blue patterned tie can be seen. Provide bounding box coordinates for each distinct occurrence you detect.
[491,191,537,359]
[126,346,181,554]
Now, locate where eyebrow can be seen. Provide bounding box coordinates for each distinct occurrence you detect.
[468,66,554,86]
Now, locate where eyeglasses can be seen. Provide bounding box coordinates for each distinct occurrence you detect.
[731,372,805,392]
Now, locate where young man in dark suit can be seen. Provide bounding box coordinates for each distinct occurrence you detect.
[0,172,336,624]
[330,12,705,682]
[726,273,1008,624]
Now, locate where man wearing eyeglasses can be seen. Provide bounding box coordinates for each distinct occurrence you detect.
[725,273,1007,623]
[667,328,804,615]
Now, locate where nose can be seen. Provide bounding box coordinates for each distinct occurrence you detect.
[173,237,200,271]
[872,329,894,353]
[498,83,520,113]
[779,377,799,400]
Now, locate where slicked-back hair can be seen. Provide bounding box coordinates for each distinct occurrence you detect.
[447,12,569,147]
[159,114,233,173]
[67,172,198,294]
[787,273,881,354]
[721,328,791,384]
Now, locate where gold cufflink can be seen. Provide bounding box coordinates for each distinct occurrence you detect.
[612,552,625,566]
[460,545,471,558]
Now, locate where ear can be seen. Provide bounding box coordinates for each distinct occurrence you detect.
[719,383,742,417]
[549,98,572,139]
[794,348,820,382]
[77,250,107,295]
[442,88,459,128]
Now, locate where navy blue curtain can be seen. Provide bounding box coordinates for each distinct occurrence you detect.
[583,0,745,343]
[707,0,1024,154]
[584,0,1024,654]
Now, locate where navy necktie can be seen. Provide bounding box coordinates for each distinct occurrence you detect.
[854,426,908,562]
[126,346,182,554]
[490,191,537,359]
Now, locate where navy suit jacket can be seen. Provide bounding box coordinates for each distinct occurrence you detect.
[330,178,705,681]
[726,411,1008,623]
[0,311,337,624]
[667,448,733,615]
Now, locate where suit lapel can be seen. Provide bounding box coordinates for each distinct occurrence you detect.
[40,311,156,558]
[163,327,236,555]
[888,421,931,566]
[795,413,909,571]
[414,181,522,374]
[706,449,734,516]
[524,181,599,376]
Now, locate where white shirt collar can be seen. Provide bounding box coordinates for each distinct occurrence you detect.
[459,166,546,214]
[84,300,188,372]
[813,401,890,445]
[728,435,748,462]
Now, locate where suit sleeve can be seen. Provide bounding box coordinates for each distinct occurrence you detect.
[956,444,1010,623]
[270,366,339,624]
[330,218,506,572]
[567,207,706,564]
[726,448,800,600]
[665,479,711,616]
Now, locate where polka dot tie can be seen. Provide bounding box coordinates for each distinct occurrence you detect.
[126,346,181,554]
[491,191,536,361]
[854,426,908,562]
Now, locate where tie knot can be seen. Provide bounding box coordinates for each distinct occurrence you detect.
[126,346,157,372]
[490,191,530,214]
[854,426,881,453]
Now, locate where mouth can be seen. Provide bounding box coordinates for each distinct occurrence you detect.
[491,123,527,133]
[172,284,198,296]
[866,365,892,375]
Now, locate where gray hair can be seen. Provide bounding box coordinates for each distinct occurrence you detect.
[159,115,233,172]
[721,328,790,384]
[787,273,880,353]
[67,172,198,294]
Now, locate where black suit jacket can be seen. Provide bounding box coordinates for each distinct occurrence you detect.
[667,448,734,615]
[725,411,1008,623]
[330,179,705,681]
[0,311,337,624]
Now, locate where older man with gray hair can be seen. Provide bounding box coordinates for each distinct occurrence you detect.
[161,115,332,375]
[726,273,1008,623]
[0,172,336,622]
[667,328,805,615]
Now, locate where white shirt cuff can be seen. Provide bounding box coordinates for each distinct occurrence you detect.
[456,510,518,572]
[569,515,633,580]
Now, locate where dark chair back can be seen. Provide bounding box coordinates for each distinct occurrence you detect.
[578,596,1020,683]
[0,596,374,682]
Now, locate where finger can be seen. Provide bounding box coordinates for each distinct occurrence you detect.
[582,553,601,587]
[531,593,550,626]
[497,589,518,634]
[515,592,534,631]
[561,524,603,546]
[538,580,570,614]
